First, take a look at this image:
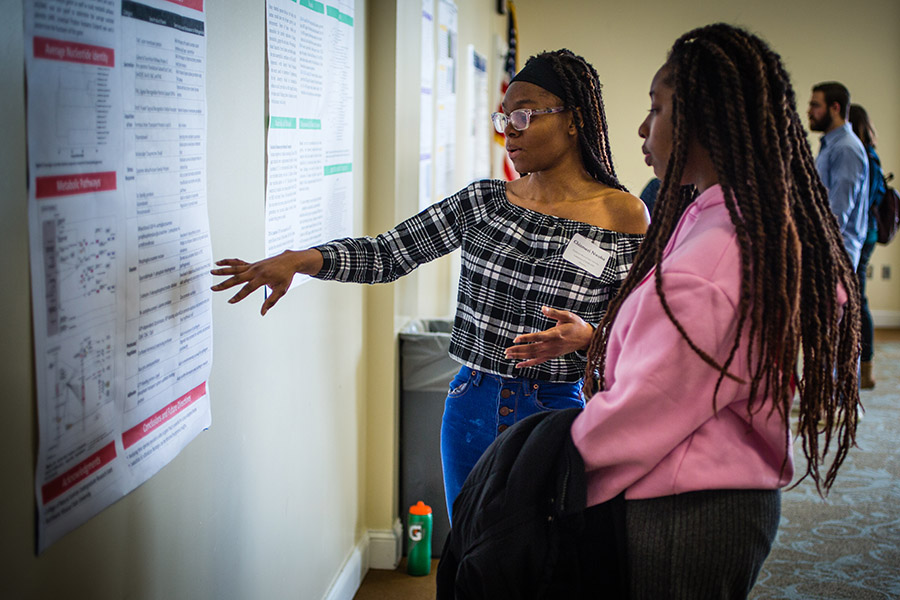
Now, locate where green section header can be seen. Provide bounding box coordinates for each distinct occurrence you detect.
[326,5,353,26]
[269,116,296,129]
[299,0,325,13]
[298,118,322,129]
[324,163,352,176]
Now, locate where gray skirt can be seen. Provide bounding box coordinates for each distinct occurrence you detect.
[625,488,781,599]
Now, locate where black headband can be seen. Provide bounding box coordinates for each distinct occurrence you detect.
[509,55,567,102]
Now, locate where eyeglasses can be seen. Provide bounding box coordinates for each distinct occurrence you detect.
[491,107,568,134]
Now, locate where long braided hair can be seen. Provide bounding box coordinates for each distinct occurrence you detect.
[583,24,860,494]
[527,49,627,191]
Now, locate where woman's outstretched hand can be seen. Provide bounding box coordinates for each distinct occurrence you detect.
[210,249,323,315]
[504,306,594,368]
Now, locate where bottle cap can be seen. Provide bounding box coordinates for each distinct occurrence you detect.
[409,500,432,515]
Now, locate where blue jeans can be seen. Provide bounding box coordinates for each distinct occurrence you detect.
[440,365,584,522]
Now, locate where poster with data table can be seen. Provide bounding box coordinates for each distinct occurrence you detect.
[419,0,435,211]
[265,0,355,285]
[25,0,213,552]
[434,0,457,199]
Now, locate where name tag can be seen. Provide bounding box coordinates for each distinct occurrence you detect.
[562,233,611,277]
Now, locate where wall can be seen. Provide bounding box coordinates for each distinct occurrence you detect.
[362,0,503,541]
[513,0,900,323]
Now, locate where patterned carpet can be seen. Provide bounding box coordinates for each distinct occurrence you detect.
[750,341,900,600]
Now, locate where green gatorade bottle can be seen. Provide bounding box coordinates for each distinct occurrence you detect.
[406,501,433,576]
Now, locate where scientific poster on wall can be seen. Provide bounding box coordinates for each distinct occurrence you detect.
[25,0,213,553]
[418,0,435,211]
[265,0,354,284]
[434,0,457,199]
[465,45,490,185]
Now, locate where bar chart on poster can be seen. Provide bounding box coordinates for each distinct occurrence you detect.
[265,0,355,287]
[25,0,213,552]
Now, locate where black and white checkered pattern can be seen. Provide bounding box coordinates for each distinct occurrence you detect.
[315,179,642,382]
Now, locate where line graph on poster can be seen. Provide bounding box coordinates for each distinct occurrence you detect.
[42,212,117,338]
[44,327,116,456]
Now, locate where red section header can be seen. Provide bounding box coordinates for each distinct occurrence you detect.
[163,0,203,11]
[35,171,117,199]
[122,381,207,449]
[33,36,115,67]
[41,442,117,504]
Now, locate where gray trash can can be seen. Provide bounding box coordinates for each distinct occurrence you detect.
[399,319,458,557]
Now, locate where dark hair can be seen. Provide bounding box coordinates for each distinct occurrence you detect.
[525,49,626,191]
[848,103,877,148]
[584,24,860,494]
[812,81,851,120]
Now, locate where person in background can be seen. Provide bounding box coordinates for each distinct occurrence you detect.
[211,49,648,519]
[808,81,869,268]
[639,177,660,216]
[568,24,860,597]
[848,103,887,389]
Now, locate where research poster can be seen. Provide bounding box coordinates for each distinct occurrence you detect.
[434,0,457,199]
[465,45,490,185]
[25,0,213,552]
[418,0,435,211]
[265,0,355,283]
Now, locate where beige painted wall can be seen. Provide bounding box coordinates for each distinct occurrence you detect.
[513,0,900,321]
[362,0,504,535]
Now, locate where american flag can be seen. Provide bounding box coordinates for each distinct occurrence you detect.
[494,1,519,181]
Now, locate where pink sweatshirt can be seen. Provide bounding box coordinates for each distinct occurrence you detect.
[571,184,794,506]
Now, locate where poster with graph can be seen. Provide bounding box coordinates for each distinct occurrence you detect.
[25,0,213,552]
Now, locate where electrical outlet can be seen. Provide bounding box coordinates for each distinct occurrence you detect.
[867,264,874,279]
[882,265,891,280]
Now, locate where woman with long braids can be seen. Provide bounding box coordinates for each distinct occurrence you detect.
[569,24,860,597]
[212,49,648,517]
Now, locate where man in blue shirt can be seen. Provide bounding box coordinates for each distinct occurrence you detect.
[809,81,869,268]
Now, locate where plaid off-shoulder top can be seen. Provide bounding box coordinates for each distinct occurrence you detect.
[314,179,642,383]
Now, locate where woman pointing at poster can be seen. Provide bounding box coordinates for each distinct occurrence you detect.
[211,49,648,516]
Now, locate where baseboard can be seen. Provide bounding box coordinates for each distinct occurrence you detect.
[873,310,900,328]
[323,535,369,600]
[321,518,403,600]
[367,518,403,570]
[324,535,370,600]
